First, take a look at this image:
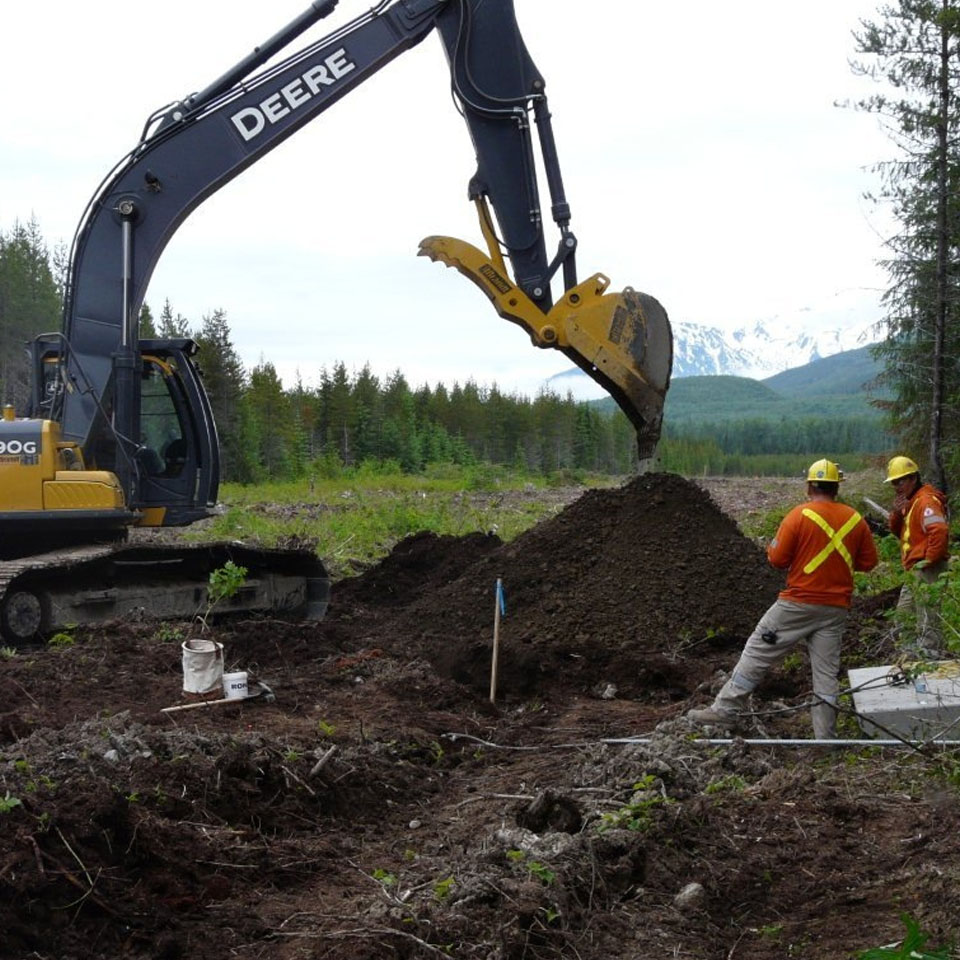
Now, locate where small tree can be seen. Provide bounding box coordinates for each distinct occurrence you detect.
[195,562,248,634]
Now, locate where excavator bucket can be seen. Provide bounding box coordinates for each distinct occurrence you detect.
[419,236,673,460]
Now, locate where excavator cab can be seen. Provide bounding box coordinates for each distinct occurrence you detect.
[23,336,218,537]
[133,340,220,526]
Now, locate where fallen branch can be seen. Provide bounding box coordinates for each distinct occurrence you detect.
[273,925,449,956]
[281,764,317,797]
[56,827,92,888]
[309,745,337,778]
[29,835,45,878]
[40,850,117,917]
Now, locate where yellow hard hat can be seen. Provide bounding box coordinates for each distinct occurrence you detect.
[806,458,844,483]
[885,455,919,483]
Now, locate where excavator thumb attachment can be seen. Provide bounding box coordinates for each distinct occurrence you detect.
[419,235,673,459]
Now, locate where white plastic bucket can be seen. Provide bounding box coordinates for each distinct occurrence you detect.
[223,671,248,700]
[181,638,224,696]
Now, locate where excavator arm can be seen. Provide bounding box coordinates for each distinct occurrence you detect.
[53,0,672,518]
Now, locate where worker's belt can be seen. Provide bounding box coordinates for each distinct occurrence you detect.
[801,509,862,574]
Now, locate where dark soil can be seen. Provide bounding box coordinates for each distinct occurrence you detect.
[2,473,958,960]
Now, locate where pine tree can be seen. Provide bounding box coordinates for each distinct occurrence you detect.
[0,218,62,408]
[193,309,248,481]
[247,359,294,478]
[139,302,158,338]
[852,0,960,490]
[158,298,192,338]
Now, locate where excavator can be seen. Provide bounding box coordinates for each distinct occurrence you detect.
[0,0,672,642]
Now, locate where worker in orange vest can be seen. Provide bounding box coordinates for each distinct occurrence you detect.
[885,455,950,657]
[688,459,878,739]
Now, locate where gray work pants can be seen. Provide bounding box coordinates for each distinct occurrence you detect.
[896,560,947,658]
[712,598,848,739]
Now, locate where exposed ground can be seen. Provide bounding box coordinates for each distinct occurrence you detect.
[2,474,959,960]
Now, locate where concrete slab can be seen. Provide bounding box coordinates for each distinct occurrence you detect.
[848,661,960,741]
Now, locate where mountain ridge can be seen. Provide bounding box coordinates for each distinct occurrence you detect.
[544,310,881,400]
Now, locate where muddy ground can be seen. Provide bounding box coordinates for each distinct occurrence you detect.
[1,474,959,960]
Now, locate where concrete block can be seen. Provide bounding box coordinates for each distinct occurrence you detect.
[848,661,960,741]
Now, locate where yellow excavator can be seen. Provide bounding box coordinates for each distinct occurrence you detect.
[0,0,672,641]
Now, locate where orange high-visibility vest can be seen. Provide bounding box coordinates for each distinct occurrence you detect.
[768,500,878,607]
[888,484,948,570]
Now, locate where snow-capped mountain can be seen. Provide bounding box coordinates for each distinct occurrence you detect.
[544,292,882,399]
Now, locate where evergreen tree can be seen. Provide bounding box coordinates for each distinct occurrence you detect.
[158,298,192,338]
[247,359,294,478]
[193,309,248,481]
[0,218,61,408]
[352,364,383,463]
[288,373,319,469]
[852,0,960,490]
[139,302,158,338]
[325,361,354,465]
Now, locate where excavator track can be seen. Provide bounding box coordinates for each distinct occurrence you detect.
[0,542,330,643]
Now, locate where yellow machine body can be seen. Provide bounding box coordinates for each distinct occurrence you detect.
[0,416,125,513]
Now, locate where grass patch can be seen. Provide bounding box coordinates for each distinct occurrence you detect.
[196,465,619,579]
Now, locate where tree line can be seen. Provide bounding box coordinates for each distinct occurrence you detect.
[0,230,642,479]
[0,215,895,482]
[853,0,960,493]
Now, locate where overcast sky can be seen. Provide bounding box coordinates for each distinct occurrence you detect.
[1,1,895,396]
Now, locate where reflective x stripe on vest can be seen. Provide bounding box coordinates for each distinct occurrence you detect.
[901,501,916,558]
[800,508,863,574]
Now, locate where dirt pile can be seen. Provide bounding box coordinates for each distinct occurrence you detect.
[364,473,784,697]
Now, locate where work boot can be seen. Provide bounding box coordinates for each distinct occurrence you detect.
[686,706,739,730]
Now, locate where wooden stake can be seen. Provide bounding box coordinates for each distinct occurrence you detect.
[490,577,503,703]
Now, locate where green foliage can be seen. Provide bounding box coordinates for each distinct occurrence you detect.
[0,646,17,659]
[371,868,397,888]
[780,653,804,674]
[850,2,960,486]
[0,218,63,410]
[504,850,555,884]
[597,775,673,832]
[47,631,75,648]
[196,561,248,632]
[193,308,250,481]
[651,366,891,470]
[888,562,960,656]
[526,861,556,885]
[151,624,185,644]
[0,792,22,814]
[856,913,953,959]
[199,468,612,578]
[704,774,747,795]
[433,876,455,901]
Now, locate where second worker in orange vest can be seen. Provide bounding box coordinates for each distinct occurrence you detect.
[885,455,950,657]
[687,459,878,739]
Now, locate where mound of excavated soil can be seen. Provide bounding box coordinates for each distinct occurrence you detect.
[359,473,784,698]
